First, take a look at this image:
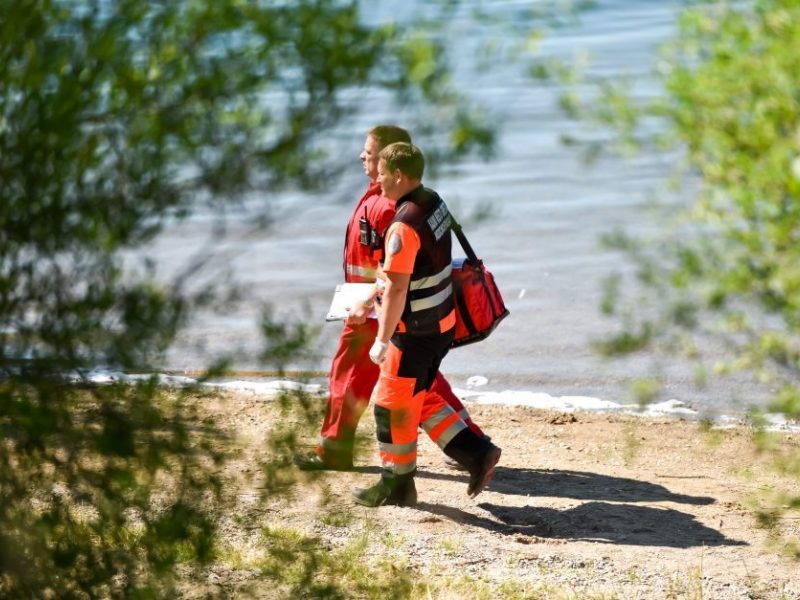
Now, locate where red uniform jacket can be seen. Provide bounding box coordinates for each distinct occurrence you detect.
[342,181,395,283]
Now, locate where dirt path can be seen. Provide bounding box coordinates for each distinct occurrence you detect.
[191,391,800,599]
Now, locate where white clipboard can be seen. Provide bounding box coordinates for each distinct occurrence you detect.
[326,283,377,321]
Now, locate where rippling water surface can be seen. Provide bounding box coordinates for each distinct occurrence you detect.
[139,1,767,416]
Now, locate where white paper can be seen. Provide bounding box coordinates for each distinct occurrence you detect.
[326,283,377,321]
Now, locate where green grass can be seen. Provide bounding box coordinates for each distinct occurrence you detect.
[439,537,461,556]
[622,422,643,466]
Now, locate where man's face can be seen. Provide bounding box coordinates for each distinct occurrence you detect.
[359,135,381,180]
[376,158,399,200]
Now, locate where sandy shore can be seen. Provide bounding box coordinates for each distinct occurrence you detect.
[185,390,800,599]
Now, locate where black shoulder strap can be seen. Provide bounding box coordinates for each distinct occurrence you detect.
[449,213,479,263]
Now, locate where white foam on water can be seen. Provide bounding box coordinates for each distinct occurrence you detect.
[760,412,800,432]
[131,373,199,386]
[455,388,627,412]
[82,369,198,387]
[82,369,121,384]
[453,386,800,432]
[209,380,322,396]
[641,399,698,417]
[78,370,799,432]
[466,375,489,388]
[82,370,322,398]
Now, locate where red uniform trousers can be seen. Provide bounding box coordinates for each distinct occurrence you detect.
[318,319,483,461]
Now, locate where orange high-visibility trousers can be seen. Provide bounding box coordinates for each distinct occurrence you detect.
[372,331,456,480]
[318,323,483,461]
[423,375,481,448]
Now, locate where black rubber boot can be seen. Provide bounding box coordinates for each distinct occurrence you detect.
[352,474,417,507]
[444,433,492,471]
[467,444,501,498]
[293,450,353,472]
[443,429,502,498]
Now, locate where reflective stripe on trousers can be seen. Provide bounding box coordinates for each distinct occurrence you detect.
[372,331,454,478]
[421,405,467,449]
[372,344,426,478]
[377,439,418,475]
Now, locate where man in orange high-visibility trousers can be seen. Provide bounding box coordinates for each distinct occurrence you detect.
[294,126,486,472]
[352,142,501,507]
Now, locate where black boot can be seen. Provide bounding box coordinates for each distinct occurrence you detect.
[443,429,502,498]
[293,450,353,471]
[444,434,492,471]
[389,477,418,506]
[467,444,501,498]
[352,475,417,507]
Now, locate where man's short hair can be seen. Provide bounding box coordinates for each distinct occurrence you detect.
[368,125,411,150]
[379,142,424,180]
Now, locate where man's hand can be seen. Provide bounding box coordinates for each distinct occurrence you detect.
[345,298,373,325]
[369,339,389,364]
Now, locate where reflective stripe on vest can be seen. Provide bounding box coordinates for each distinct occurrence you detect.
[409,263,452,291]
[390,187,455,335]
[409,283,453,313]
[346,263,376,279]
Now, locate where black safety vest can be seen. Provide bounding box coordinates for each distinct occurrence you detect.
[389,186,455,335]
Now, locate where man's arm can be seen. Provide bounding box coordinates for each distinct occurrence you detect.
[369,270,410,363]
[369,221,419,363]
[377,271,410,343]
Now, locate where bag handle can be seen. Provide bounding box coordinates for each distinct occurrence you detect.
[450,212,501,317]
[449,214,480,264]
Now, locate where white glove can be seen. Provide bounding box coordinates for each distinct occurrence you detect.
[369,339,389,364]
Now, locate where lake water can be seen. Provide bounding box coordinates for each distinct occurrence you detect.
[141,1,772,419]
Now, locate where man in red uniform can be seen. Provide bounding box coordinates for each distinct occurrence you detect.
[295,126,485,471]
[352,142,501,507]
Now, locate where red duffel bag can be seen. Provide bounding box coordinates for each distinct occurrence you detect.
[449,218,509,348]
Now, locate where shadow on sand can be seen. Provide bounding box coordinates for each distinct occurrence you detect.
[412,467,744,548]
[418,466,715,505]
[414,500,744,548]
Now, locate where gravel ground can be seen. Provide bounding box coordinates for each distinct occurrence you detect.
[183,391,800,599]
